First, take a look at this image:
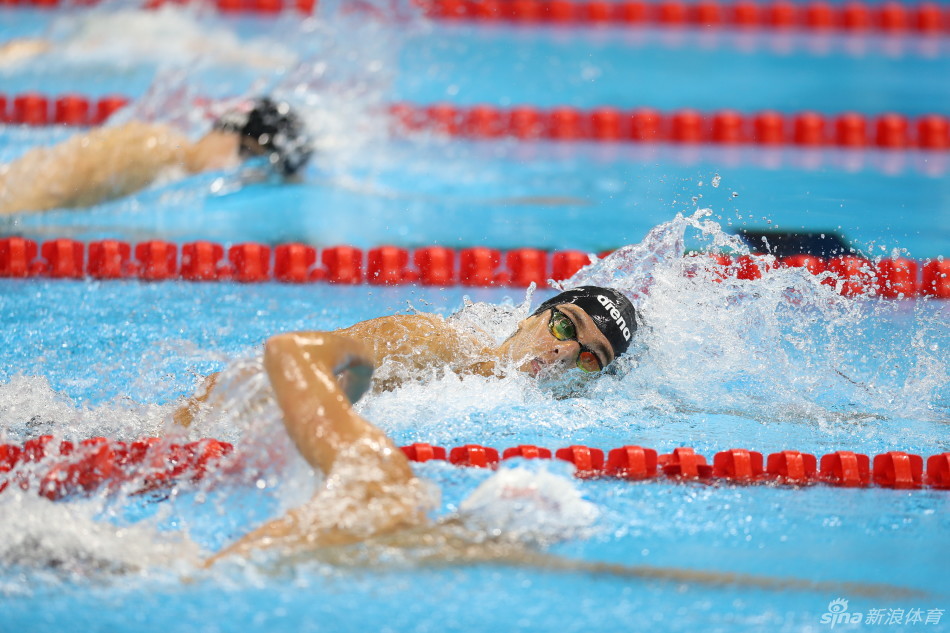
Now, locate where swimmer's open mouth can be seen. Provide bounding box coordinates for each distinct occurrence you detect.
[518,358,543,377]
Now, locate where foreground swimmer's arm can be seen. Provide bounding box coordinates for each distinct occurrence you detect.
[261,332,394,473]
[203,331,426,565]
[174,313,485,428]
[0,122,241,214]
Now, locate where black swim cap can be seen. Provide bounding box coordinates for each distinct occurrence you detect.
[213,97,313,177]
[533,286,638,358]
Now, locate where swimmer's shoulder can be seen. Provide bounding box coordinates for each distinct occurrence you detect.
[338,313,456,342]
[83,120,187,148]
[338,313,471,365]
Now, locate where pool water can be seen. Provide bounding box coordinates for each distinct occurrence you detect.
[1,1,948,632]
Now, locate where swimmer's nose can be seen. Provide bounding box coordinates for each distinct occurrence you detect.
[542,342,578,367]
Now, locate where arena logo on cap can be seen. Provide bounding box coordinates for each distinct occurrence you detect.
[597,295,631,341]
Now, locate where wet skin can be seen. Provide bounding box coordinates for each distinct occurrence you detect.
[174,302,616,427]
[497,304,615,378]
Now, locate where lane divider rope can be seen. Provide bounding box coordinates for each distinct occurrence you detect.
[392,103,950,152]
[2,436,947,500]
[422,0,950,36]
[4,0,948,36]
[4,93,949,154]
[404,443,950,490]
[0,93,129,127]
[2,237,949,298]
[0,0,316,14]
[0,435,234,500]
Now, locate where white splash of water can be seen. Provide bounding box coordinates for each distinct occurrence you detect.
[102,0,426,196]
[0,375,169,444]
[565,208,948,423]
[458,460,599,541]
[43,4,297,70]
[0,490,200,592]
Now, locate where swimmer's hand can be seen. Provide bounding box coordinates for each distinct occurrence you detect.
[0,38,51,67]
[334,355,374,404]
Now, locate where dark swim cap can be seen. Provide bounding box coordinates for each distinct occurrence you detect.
[533,286,638,358]
[213,97,313,177]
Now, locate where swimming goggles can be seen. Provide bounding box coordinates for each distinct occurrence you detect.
[548,308,604,373]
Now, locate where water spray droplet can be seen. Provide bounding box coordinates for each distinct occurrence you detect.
[711,174,721,188]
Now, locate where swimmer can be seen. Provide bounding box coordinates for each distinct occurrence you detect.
[190,286,638,560]
[192,289,921,599]
[177,286,638,428]
[0,97,313,215]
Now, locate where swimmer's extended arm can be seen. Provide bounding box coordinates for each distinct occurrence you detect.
[0,123,239,214]
[203,331,419,565]
[261,331,404,474]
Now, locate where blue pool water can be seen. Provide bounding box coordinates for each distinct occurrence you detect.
[1,2,949,632]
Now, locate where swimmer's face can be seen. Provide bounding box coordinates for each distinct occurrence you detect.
[500,304,615,378]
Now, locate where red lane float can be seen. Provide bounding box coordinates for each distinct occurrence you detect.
[556,445,606,478]
[820,450,871,487]
[449,444,501,468]
[182,241,226,281]
[418,0,950,36]
[605,445,658,479]
[659,446,714,479]
[2,237,948,298]
[765,450,818,484]
[400,442,447,462]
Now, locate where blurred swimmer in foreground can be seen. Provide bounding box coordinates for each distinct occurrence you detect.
[0,97,313,214]
[191,286,639,562]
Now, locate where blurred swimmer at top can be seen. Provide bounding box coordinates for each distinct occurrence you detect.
[0,4,296,70]
[0,97,314,214]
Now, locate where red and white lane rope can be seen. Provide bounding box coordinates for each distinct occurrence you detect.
[1,436,948,501]
[393,103,950,152]
[423,0,950,36]
[0,435,234,500]
[4,93,949,154]
[5,0,949,35]
[403,443,950,490]
[0,93,129,127]
[0,0,316,14]
[1,237,949,298]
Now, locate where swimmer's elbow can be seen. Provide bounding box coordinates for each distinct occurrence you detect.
[264,333,299,360]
